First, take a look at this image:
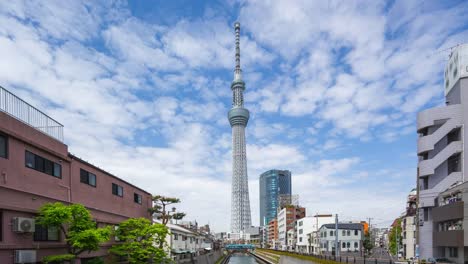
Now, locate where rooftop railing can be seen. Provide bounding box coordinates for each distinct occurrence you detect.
[0,86,64,142]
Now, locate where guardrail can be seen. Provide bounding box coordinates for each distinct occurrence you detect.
[0,86,64,142]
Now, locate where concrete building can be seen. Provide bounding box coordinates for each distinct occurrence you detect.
[401,189,417,260]
[318,223,363,254]
[296,214,334,254]
[277,206,306,250]
[259,170,292,226]
[0,86,152,263]
[431,181,468,263]
[417,44,468,259]
[267,218,278,248]
[287,227,296,251]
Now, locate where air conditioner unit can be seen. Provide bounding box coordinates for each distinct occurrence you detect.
[12,217,35,233]
[15,250,36,263]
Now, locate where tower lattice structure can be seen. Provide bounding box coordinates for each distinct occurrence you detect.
[228,22,251,233]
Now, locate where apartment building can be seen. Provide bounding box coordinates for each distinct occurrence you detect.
[401,189,417,260]
[277,206,306,250]
[0,86,152,263]
[417,44,468,259]
[296,214,334,254]
[318,223,363,254]
[267,218,278,248]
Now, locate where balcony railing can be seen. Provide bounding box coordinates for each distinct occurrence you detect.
[0,86,64,142]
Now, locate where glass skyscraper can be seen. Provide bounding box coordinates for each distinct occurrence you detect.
[259,170,292,226]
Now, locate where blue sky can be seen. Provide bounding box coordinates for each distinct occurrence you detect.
[1,0,468,231]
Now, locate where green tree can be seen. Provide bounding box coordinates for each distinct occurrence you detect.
[149,195,186,225]
[363,232,373,254]
[388,218,402,256]
[36,202,111,263]
[109,218,169,264]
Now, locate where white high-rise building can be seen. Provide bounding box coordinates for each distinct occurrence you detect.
[228,22,252,233]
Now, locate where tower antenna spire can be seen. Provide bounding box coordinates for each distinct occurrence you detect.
[234,22,242,81]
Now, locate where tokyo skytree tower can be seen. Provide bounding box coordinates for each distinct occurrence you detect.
[228,22,251,233]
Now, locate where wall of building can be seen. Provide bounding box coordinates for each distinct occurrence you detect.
[0,111,151,264]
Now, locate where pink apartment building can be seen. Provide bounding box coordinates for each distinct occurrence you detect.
[0,86,152,263]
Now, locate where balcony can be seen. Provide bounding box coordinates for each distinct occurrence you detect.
[419,141,462,177]
[417,104,462,132]
[0,86,63,142]
[418,118,462,154]
[432,201,463,222]
[419,172,462,207]
[433,230,463,247]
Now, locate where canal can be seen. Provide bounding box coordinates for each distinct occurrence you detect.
[228,253,259,263]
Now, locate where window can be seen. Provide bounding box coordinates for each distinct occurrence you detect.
[330,231,333,236]
[25,151,61,178]
[354,242,358,248]
[0,134,7,159]
[112,183,123,197]
[347,242,350,248]
[447,128,460,144]
[354,230,358,236]
[347,230,350,236]
[299,229,303,234]
[342,242,346,249]
[174,234,178,240]
[80,169,96,187]
[34,224,59,241]
[424,208,429,221]
[299,237,302,242]
[299,221,303,226]
[342,230,345,236]
[448,154,461,174]
[134,193,142,204]
[449,247,458,258]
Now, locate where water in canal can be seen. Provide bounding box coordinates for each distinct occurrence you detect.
[228,253,258,264]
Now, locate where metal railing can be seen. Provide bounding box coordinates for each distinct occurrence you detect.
[0,86,64,142]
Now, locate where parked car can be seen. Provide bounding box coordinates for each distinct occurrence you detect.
[435,258,453,263]
[427,258,436,264]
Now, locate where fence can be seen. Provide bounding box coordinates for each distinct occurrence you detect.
[0,86,64,142]
[266,249,398,264]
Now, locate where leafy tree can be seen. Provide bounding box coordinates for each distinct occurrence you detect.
[363,232,373,254]
[36,202,111,263]
[109,218,169,264]
[388,218,402,256]
[149,195,186,225]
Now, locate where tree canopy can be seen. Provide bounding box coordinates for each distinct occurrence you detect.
[149,195,186,225]
[109,218,169,264]
[36,202,111,262]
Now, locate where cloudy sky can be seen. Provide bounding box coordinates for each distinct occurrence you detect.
[1,0,468,232]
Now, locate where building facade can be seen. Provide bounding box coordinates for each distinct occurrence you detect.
[277,206,306,250]
[0,86,152,263]
[228,22,252,233]
[296,214,334,254]
[401,189,417,260]
[432,181,467,263]
[318,223,363,254]
[259,170,292,227]
[417,44,468,259]
[267,218,278,248]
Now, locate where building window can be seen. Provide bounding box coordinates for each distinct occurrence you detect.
[355,230,358,236]
[330,231,333,236]
[342,242,346,249]
[299,221,303,226]
[34,224,59,241]
[112,183,123,197]
[448,154,461,174]
[447,128,461,144]
[174,234,178,240]
[0,134,7,159]
[354,242,358,248]
[424,208,429,221]
[299,229,303,234]
[299,237,302,242]
[80,169,96,187]
[342,230,345,236]
[134,193,142,204]
[347,242,350,248]
[347,230,350,236]
[449,247,458,258]
[25,151,61,178]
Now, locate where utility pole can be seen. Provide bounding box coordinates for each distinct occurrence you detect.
[335,214,339,257]
[415,168,420,264]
